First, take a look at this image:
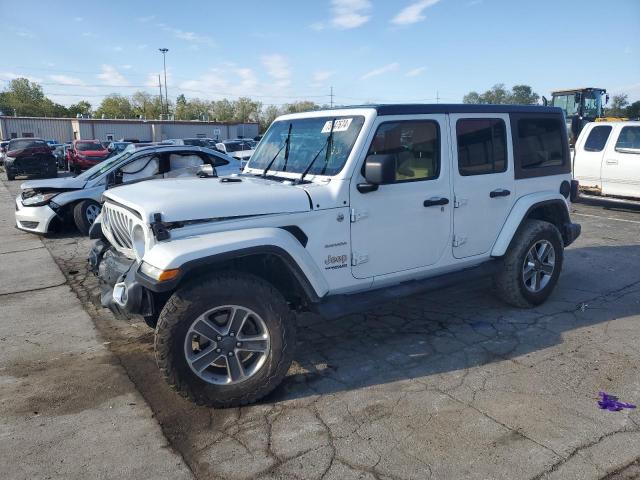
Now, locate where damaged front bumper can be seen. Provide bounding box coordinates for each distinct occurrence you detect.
[89,240,154,317]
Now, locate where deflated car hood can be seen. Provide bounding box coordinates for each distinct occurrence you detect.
[21,176,87,192]
[103,176,312,223]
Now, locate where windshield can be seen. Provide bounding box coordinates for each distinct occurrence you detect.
[552,94,578,117]
[247,115,365,176]
[77,149,135,180]
[77,142,104,151]
[583,91,603,118]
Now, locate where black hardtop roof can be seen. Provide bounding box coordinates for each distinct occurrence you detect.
[337,104,562,116]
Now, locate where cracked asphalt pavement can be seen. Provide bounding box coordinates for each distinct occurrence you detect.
[4,175,640,480]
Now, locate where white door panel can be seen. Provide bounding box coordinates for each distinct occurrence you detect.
[449,114,515,259]
[601,126,640,198]
[573,124,612,189]
[350,115,452,279]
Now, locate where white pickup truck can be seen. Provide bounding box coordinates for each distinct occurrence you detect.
[573,121,640,199]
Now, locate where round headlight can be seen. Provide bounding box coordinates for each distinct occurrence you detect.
[132,224,146,261]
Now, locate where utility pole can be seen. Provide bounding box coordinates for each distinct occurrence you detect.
[158,74,163,119]
[436,90,440,104]
[159,48,169,118]
[330,86,334,108]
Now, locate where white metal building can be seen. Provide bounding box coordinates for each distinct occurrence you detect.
[0,116,259,143]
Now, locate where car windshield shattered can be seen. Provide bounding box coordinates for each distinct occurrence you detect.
[247,115,365,176]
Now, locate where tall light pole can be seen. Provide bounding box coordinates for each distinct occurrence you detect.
[159,48,169,118]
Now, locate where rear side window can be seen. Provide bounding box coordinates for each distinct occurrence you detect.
[456,118,507,176]
[8,139,47,150]
[584,125,612,152]
[366,120,440,182]
[615,127,640,151]
[517,118,565,169]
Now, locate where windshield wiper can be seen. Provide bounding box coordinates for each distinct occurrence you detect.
[297,118,335,184]
[261,123,292,178]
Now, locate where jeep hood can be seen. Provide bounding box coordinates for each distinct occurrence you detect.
[21,176,87,192]
[103,176,312,222]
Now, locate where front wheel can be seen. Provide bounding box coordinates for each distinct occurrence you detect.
[494,219,564,308]
[155,272,296,408]
[73,200,101,235]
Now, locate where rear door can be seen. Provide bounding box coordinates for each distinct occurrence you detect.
[574,124,613,190]
[601,125,640,198]
[449,114,515,258]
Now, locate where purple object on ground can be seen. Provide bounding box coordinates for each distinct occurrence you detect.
[598,392,637,411]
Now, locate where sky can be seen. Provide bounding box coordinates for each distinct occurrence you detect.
[0,0,639,108]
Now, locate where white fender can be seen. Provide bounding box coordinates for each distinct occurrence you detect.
[142,227,330,298]
[491,191,569,257]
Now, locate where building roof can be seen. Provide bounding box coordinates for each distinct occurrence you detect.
[0,115,258,125]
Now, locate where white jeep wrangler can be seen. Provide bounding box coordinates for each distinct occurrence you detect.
[89,104,581,407]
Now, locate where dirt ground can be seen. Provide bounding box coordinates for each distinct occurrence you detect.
[5,175,640,480]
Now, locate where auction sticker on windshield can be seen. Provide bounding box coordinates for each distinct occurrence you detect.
[322,118,352,133]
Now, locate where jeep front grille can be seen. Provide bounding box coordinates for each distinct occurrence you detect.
[101,202,138,258]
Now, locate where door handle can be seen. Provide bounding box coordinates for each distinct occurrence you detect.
[490,189,511,198]
[605,159,618,165]
[423,197,449,207]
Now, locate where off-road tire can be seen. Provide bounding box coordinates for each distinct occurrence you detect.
[494,219,564,308]
[73,200,101,235]
[155,272,296,408]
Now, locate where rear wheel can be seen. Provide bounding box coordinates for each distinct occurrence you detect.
[73,200,101,235]
[494,219,564,308]
[155,272,296,408]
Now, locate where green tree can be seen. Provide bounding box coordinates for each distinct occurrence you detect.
[212,99,235,122]
[509,85,540,105]
[95,94,134,119]
[68,100,92,117]
[626,100,640,119]
[233,97,262,123]
[281,101,319,114]
[259,105,280,131]
[463,84,540,105]
[0,78,47,116]
[606,94,629,117]
[131,91,162,119]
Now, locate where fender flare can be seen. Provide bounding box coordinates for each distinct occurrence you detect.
[491,192,570,257]
[137,227,329,301]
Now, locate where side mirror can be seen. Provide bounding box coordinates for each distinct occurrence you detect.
[574,92,581,104]
[358,154,396,193]
[605,94,610,104]
[197,164,216,177]
[106,171,116,188]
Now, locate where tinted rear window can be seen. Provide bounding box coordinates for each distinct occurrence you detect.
[584,125,612,152]
[456,118,507,176]
[517,118,565,169]
[615,126,640,150]
[77,142,104,151]
[9,139,47,150]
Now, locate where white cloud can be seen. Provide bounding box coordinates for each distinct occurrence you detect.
[261,54,291,88]
[0,72,41,83]
[138,15,155,23]
[97,65,128,86]
[156,24,215,47]
[12,28,35,38]
[311,70,334,87]
[392,0,440,26]
[177,66,258,99]
[112,46,124,52]
[81,31,96,37]
[331,0,372,29]
[74,17,83,22]
[49,74,85,86]
[137,44,148,50]
[405,66,427,77]
[362,63,399,80]
[121,64,132,70]
[309,21,326,31]
[467,0,482,5]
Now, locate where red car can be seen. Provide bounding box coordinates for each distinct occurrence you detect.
[67,140,109,173]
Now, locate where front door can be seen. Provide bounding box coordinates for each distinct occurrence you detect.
[601,125,640,198]
[449,114,515,258]
[350,116,451,279]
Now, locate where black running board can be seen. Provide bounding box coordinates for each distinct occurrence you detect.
[312,260,499,320]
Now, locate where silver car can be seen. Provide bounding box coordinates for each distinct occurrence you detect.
[15,144,241,235]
